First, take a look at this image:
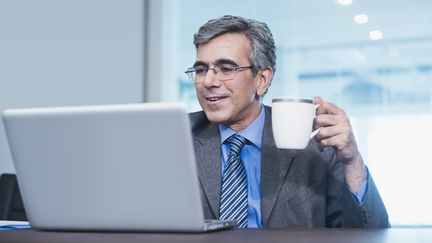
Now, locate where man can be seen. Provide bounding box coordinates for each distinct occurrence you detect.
[186,15,389,228]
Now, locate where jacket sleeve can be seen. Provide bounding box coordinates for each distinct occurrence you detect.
[326,151,390,228]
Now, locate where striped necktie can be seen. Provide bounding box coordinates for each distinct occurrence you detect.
[219,134,248,228]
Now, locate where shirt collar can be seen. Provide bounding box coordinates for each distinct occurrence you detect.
[218,105,265,149]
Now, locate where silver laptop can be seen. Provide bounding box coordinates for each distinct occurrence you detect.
[2,103,235,232]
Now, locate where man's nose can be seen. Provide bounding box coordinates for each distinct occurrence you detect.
[202,68,221,88]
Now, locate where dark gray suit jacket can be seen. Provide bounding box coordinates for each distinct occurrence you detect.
[190,106,389,228]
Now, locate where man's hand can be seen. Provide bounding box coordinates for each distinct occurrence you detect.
[313,96,367,192]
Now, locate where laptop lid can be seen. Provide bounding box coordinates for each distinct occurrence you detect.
[2,103,218,231]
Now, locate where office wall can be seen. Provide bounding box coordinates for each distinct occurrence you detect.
[0,0,145,174]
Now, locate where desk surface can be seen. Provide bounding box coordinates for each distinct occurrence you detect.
[1,228,432,243]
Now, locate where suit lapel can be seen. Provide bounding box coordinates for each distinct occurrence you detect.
[261,106,296,226]
[192,107,297,223]
[193,123,222,218]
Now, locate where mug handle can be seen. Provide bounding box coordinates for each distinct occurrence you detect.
[309,104,320,139]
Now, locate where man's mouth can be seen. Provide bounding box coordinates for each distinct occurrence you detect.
[206,96,226,102]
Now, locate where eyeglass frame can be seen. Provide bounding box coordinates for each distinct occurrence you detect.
[184,62,253,83]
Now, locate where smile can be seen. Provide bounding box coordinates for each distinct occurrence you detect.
[206,96,227,101]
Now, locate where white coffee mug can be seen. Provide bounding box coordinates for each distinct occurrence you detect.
[272,97,320,149]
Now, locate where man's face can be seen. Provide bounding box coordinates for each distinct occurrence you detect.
[194,33,264,131]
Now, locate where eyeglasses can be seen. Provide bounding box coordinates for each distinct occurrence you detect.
[185,63,253,83]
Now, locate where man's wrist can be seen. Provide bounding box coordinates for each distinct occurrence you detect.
[344,155,367,192]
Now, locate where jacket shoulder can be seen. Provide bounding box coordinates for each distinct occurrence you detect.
[189,110,210,133]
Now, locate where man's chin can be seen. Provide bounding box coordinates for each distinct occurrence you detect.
[203,110,230,124]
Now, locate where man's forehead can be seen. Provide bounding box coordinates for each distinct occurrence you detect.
[195,33,251,64]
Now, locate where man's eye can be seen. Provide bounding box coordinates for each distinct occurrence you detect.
[195,67,208,75]
[218,64,236,73]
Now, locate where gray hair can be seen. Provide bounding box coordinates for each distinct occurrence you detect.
[193,15,276,79]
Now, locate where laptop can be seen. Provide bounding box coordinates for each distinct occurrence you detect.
[2,103,236,232]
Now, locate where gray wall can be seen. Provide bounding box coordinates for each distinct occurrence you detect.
[0,0,145,173]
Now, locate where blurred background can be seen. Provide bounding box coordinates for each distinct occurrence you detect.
[1,0,431,226]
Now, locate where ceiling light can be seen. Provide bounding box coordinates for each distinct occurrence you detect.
[354,14,368,24]
[369,30,383,40]
[336,0,353,6]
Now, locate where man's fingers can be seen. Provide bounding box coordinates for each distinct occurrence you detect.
[314,114,350,129]
[319,132,352,151]
[314,97,346,116]
[316,123,349,140]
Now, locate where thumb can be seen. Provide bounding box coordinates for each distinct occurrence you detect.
[313,96,325,115]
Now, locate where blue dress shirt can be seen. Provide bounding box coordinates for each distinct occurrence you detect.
[218,105,367,228]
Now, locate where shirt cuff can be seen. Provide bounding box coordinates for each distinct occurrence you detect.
[351,172,369,204]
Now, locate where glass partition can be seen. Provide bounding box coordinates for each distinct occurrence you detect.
[155,0,432,226]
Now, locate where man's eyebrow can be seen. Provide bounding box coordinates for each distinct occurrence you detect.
[193,59,239,67]
[214,59,238,66]
[193,61,208,67]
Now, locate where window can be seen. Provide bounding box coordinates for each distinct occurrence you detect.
[152,0,432,226]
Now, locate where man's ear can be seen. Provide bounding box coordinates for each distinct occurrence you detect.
[256,67,273,97]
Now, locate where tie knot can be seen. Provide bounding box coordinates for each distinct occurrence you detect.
[226,134,247,156]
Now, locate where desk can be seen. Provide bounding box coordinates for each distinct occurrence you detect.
[1,228,432,243]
